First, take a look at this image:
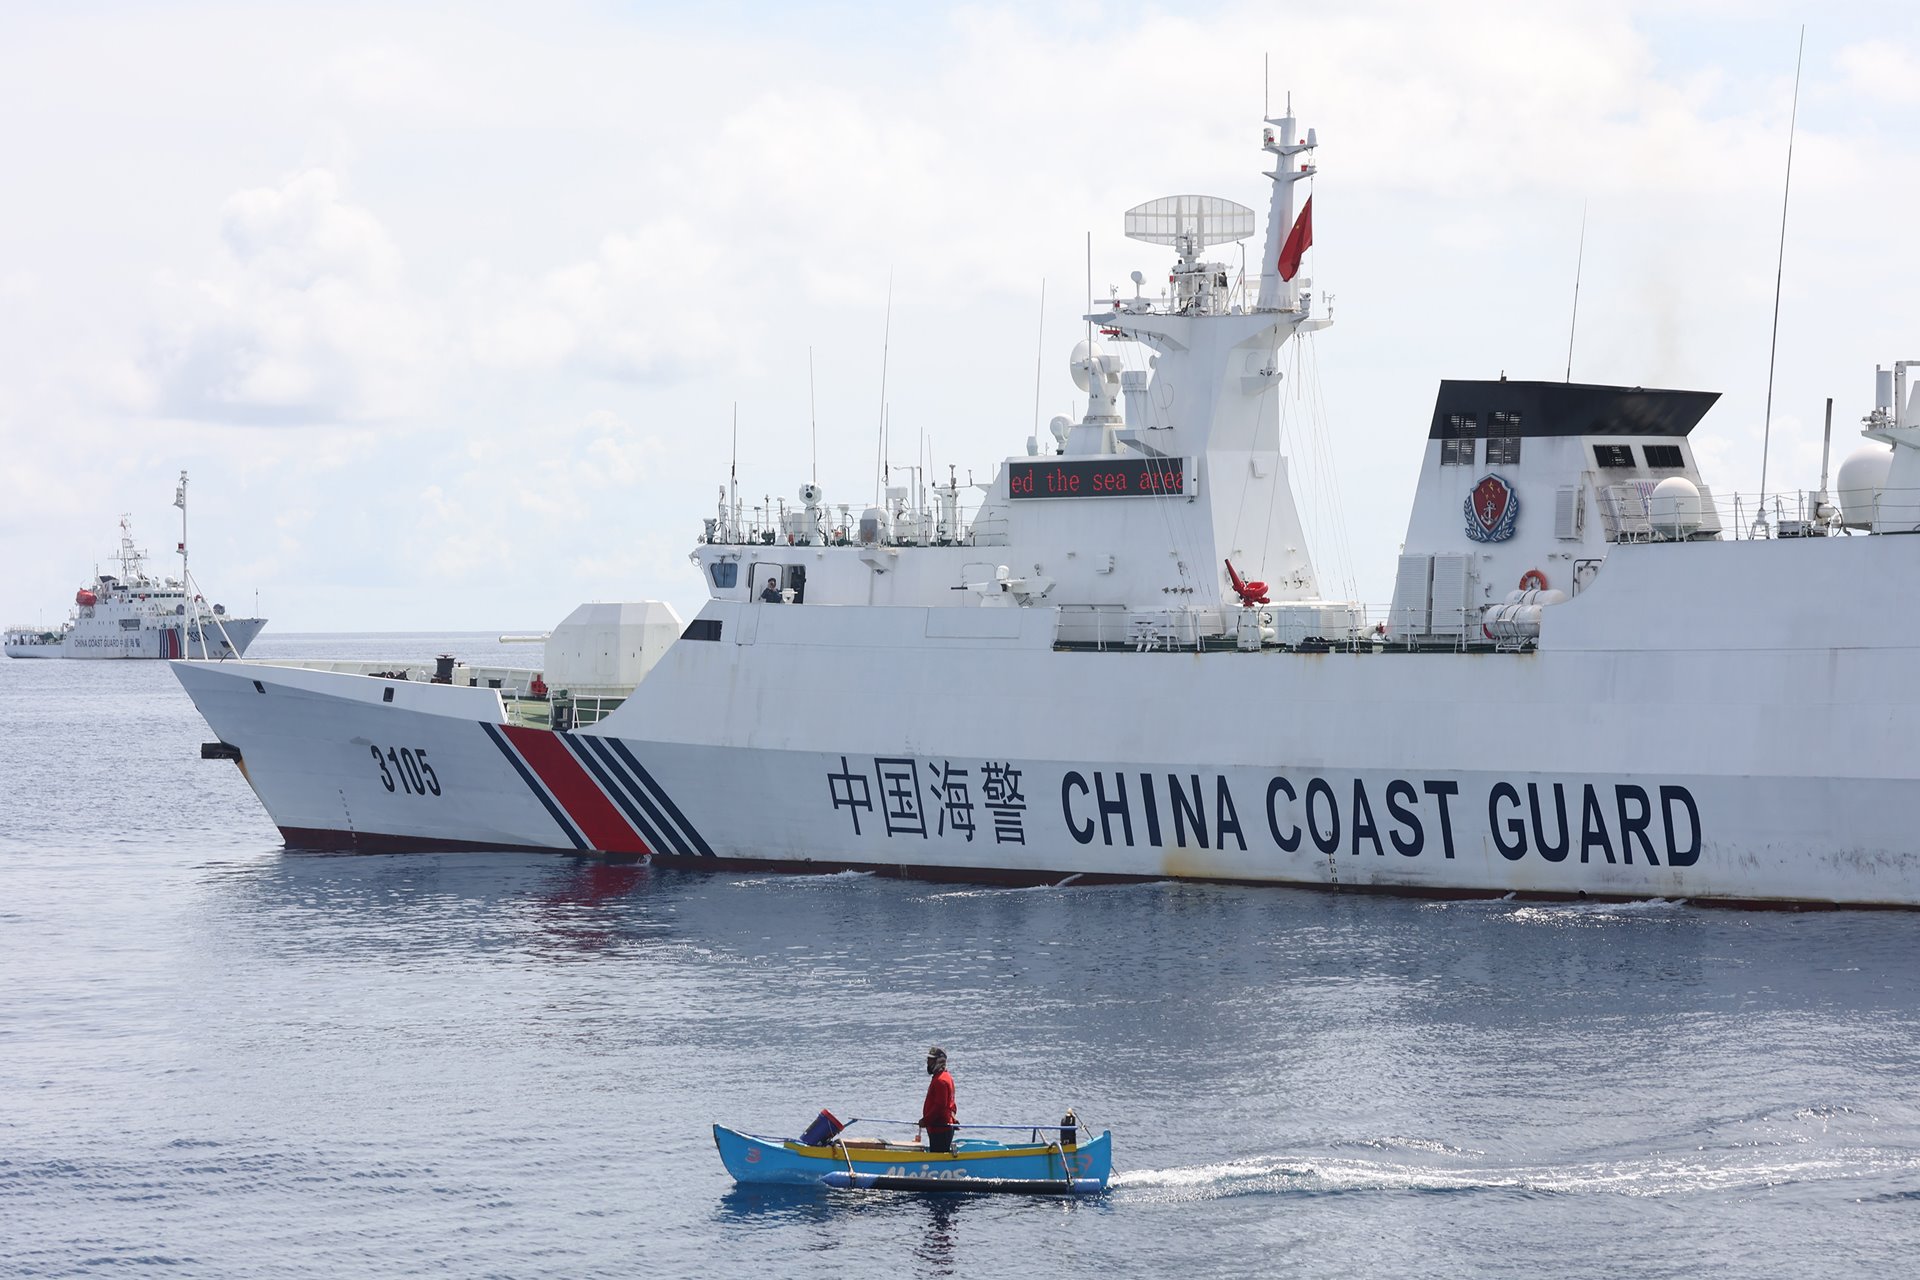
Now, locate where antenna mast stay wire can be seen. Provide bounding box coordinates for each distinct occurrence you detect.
[1757,26,1805,537]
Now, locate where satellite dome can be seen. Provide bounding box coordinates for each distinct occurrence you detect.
[1648,476,1704,540]
[1836,446,1894,530]
[1069,339,1104,392]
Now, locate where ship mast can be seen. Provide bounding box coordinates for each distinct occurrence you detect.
[175,471,194,657]
[116,514,144,581]
[1255,96,1317,312]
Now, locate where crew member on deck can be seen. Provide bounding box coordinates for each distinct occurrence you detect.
[760,577,783,603]
[919,1046,957,1152]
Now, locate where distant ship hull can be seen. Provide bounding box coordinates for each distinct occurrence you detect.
[10,485,265,661]
[6,617,266,660]
[172,539,1920,908]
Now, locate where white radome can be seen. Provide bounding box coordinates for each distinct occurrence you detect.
[1648,476,1704,539]
[1836,446,1894,530]
[1069,339,1105,392]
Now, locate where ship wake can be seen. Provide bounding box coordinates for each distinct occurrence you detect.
[1113,1143,1915,1202]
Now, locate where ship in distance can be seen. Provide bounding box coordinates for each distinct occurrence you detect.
[7,473,265,660]
[174,103,1920,906]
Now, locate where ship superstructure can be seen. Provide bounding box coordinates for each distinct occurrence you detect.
[7,473,266,660]
[171,106,1920,906]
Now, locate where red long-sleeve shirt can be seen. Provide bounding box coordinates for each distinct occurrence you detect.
[920,1069,956,1131]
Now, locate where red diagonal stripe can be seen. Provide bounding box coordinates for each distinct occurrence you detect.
[500,726,649,854]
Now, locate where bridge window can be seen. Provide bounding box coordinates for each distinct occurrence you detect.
[682,619,723,642]
[1485,411,1522,465]
[1440,414,1476,465]
[1643,444,1685,469]
[1593,444,1636,469]
[709,561,738,589]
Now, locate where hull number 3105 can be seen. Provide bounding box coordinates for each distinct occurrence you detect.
[371,745,442,796]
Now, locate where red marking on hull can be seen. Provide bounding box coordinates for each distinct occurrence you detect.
[499,725,651,855]
[280,826,567,854]
[268,828,1906,909]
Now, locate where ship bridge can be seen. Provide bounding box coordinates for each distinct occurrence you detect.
[690,103,1361,650]
[1389,379,1723,642]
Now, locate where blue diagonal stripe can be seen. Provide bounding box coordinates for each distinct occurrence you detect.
[577,735,698,857]
[607,738,715,857]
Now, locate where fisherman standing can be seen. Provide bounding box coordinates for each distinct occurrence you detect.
[918,1046,957,1152]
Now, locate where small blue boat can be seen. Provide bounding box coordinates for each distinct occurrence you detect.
[713,1119,1112,1196]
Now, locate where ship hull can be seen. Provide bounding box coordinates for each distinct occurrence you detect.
[170,540,1920,907]
[6,617,266,660]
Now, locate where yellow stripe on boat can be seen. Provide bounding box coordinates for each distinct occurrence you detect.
[784,1142,1066,1164]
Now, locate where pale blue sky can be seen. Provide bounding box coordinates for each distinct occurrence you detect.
[4,1,1918,631]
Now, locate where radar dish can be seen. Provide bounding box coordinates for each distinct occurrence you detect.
[1124,194,1256,254]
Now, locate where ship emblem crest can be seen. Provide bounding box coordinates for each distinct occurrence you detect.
[1465,473,1519,543]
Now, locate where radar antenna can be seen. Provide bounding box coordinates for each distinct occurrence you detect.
[1125,195,1255,315]
[1124,194,1256,263]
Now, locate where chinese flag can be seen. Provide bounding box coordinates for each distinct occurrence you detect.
[1277,196,1313,281]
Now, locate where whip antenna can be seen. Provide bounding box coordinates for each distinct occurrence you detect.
[876,271,893,505]
[1032,280,1046,448]
[1757,26,1805,536]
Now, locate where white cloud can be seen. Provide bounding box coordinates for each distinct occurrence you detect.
[415,481,515,578]
[407,409,669,585]
[315,43,462,118]
[139,169,437,425]
[465,221,739,381]
[1835,38,1920,107]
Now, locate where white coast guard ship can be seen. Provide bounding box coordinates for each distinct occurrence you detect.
[6,473,266,660]
[174,108,1920,906]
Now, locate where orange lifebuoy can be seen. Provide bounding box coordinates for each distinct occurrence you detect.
[1518,568,1549,592]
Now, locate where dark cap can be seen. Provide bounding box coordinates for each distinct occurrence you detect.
[926,1045,947,1062]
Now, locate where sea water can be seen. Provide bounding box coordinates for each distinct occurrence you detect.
[3,637,1918,1278]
